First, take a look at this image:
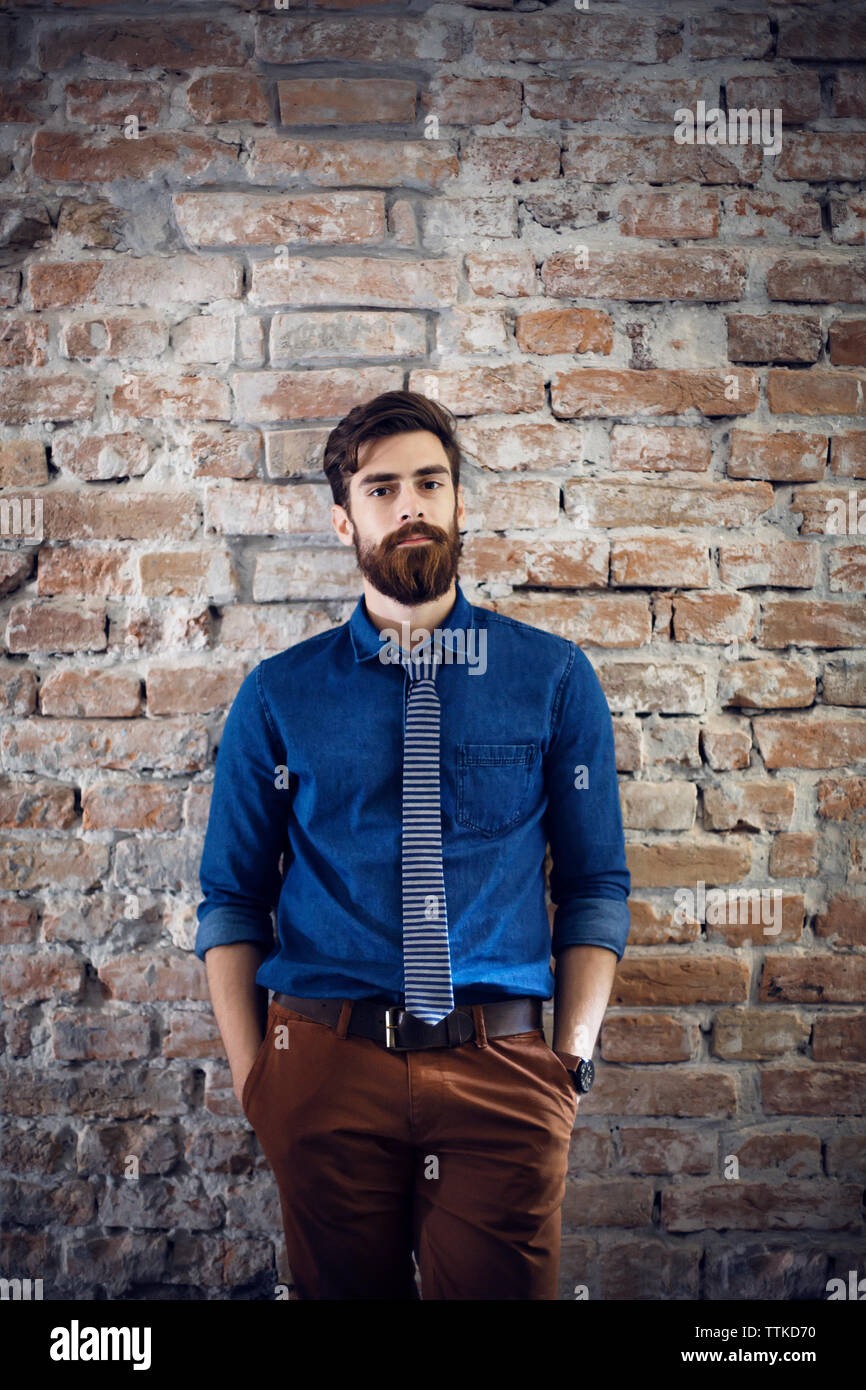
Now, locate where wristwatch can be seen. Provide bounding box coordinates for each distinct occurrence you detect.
[555,1052,595,1094]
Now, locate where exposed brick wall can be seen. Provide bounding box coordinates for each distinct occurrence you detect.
[1,0,865,1301]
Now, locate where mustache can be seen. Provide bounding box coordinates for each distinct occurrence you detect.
[386,522,448,549]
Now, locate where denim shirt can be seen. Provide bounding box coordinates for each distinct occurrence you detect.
[194,582,631,1003]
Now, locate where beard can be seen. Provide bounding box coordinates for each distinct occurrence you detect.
[351,505,462,607]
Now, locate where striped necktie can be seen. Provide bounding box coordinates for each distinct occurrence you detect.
[400,642,454,1025]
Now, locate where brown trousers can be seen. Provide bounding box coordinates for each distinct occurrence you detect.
[241,997,577,1300]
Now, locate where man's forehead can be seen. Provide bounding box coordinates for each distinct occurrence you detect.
[356,430,447,470]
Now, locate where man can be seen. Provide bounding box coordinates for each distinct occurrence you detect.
[195,389,630,1300]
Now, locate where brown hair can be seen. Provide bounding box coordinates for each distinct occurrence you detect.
[322,389,462,512]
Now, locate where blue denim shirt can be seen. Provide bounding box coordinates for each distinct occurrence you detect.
[194,582,630,1002]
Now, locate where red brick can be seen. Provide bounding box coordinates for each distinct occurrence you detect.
[407,365,545,417]
[39,20,245,71]
[626,838,752,888]
[0,439,47,488]
[542,248,746,302]
[250,255,458,308]
[595,661,707,714]
[526,76,707,126]
[672,593,753,644]
[830,70,866,118]
[614,956,750,1000]
[718,659,816,709]
[32,130,239,183]
[766,255,866,304]
[473,12,682,62]
[185,73,269,125]
[611,538,711,588]
[761,1066,866,1116]
[65,79,161,128]
[831,435,866,479]
[52,1009,151,1060]
[602,1013,696,1062]
[562,134,762,185]
[830,194,866,246]
[664,1181,860,1231]
[146,665,246,716]
[0,318,49,367]
[578,1068,736,1118]
[248,136,458,190]
[618,189,718,239]
[553,369,758,419]
[0,718,208,776]
[754,716,866,768]
[111,374,230,422]
[36,545,135,597]
[30,257,241,309]
[720,191,822,239]
[768,833,819,878]
[1,951,85,1003]
[492,593,650,648]
[761,597,866,648]
[82,781,182,833]
[0,780,76,832]
[815,896,866,948]
[277,77,415,125]
[761,961,866,1006]
[255,14,461,63]
[173,190,385,247]
[727,315,821,365]
[0,374,96,424]
[703,782,795,832]
[39,669,141,717]
[829,319,866,368]
[564,478,772,527]
[459,136,561,185]
[769,370,866,417]
[609,425,711,473]
[5,601,106,654]
[712,1009,809,1059]
[422,75,521,128]
[718,540,818,589]
[776,133,866,184]
[778,13,866,61]
[725,71,820,124]
[99,951,208,1003]
[462,250,536,298]
[817,777,866,822]
[515,307,613,355]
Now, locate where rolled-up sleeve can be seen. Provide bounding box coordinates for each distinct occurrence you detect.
[543,642,631,961]
[194,663,288,961]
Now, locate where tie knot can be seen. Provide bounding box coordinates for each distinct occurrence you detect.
[402,644,440,683]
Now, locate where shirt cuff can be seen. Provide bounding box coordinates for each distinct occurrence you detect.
[194,906,276,962]
[551,897,631,962]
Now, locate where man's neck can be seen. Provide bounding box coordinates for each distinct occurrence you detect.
[362,581,459,654]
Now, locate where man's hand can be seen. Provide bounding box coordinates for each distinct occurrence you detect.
[232,1041,265,1110]
[204,941,270,1111]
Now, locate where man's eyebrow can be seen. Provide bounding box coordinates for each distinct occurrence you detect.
[357,464,451,485]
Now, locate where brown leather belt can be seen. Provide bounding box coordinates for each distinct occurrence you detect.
[271,992,543,1051]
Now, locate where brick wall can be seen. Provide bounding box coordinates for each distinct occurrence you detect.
[0,0,864,1300]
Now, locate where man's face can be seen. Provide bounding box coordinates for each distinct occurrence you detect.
[332,430,465,607]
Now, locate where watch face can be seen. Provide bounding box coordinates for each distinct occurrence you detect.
[576,1058,595,1093]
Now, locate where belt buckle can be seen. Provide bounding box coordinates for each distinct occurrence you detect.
[384,1006,406,1050]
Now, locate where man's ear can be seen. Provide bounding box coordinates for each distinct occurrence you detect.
[332,503,355,548]
[456,483,466,527]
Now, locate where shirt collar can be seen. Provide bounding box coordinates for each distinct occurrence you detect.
[348,581,476,664]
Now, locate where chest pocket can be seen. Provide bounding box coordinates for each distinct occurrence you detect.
[456,742,538,838]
